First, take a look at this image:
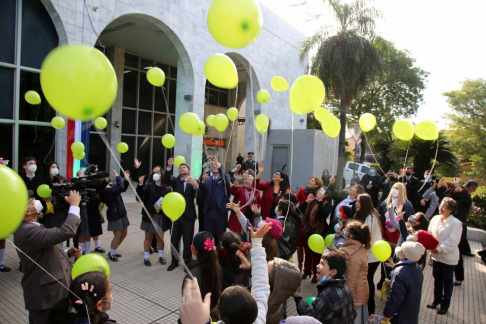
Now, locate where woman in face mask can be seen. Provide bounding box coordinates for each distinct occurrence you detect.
[136,166,172,266]
[227,174,261,238]
[41,162,69,232]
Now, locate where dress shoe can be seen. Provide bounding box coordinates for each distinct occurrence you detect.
[144,259,152,266]
[159,257,167,265]
[437,306,449,315]
[464,252,475,257]
[453,281,462,286]
[167,263,179,271]
[302,272,311,279]
[108,253,119,262]
[311,275,318,284]
[116,253,122,257]
[426,301,440,309]
[0,265,11,272]
[94,247,106,253]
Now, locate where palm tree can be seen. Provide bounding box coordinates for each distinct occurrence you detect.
[300,0,383,190]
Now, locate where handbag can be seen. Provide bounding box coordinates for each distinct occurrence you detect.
[380,281,390,302]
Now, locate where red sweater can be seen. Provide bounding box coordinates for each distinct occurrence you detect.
[256,179,283,219]
[296,187,308,206]
[227,186,261,233]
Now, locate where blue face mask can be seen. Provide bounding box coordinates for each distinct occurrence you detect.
[319,271,333,284]
[370,169,376,175]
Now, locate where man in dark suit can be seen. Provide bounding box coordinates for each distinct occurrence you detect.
[359,165,382,208]
[398,166,420,209]
[200,155,231,245]
[164,157,199,271]
[14,191,82,324]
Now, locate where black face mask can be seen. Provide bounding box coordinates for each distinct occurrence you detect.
[406,172,411,176]
[323,174,330,179]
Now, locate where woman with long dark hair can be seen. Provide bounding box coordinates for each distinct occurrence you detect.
[219,231,251,289]
[255,163,289,219]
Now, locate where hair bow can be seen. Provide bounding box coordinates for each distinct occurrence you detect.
[204,238,215,251]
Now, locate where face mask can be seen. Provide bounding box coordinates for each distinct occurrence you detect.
[50,168,59,177]
[408,217,416,224]
[275,207,280,216]
[424,174,429,180]
[153,174,161,182]
[27,165,37,173]
[370,169,376,175]
[319,271,333,284]
[391,188,399,198]
[405,172,411,176]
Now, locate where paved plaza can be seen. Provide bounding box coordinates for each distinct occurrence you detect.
[1,188,486,323]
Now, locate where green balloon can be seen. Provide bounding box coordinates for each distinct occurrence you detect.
[325,234,334,249]
[305,297,316,307]
[308,234,324,254]
[37,184,52,199]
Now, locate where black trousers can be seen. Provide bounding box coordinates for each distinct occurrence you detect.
[367,261,380,315]
[170,217,195,265]
[455,223,470,281]
[433,260,456,307]
[29,309,50,324]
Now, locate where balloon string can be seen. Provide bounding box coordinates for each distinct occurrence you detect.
[160,87,175,137]
[44,131,58,164]
[362,132,390,182]
[223,84,239,168]
[245,30,258,191]
[401,141,411,182]
[417,138,440,193]
[290,114,294,190]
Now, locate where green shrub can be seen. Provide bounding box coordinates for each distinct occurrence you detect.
[469,186,486,230]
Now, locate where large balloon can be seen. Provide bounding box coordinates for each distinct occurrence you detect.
[271,76,289,92]
[71,142,85,154]
[179,112,201,134]
[214,113,229,132]
[37,184,52,199]
[325,234,334,249]
[207,0,263,49]
[206,115,215,127]
[174,156,186,167]
[308,234,325,254]
[321,115,341,138]
[255,114,269,133]
[25,90,41,105]
[72,253,110,280]
[314,107,330,122]
[162,192,187,222]
[371,240,392,262]
[117,142,129,153]
[40,45,117,121]
[146,67,166,87]
[51,116,65,130]
[162,134,176,149]
[227,107,239,121]
[0,165,28,239]
[393,120,415,141]
[204,54,238,89]
[257,90,270,104]
[359,113,376,132]
[414,120,439,141]
[194,120,206,136]
[289,75,326,114]
[94,117,107,130]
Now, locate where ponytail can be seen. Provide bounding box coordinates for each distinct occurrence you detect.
[346,220,372,250]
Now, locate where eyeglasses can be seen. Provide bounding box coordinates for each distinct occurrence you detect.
[100,285,118,303]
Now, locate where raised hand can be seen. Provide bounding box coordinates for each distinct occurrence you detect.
[226,201,241,214]
[64,190,81,207]
[134,158,142,169]
[306,193,315,204]
[236,250,251,270]
[123,170,130,180]
[139,175,145,184]
[250,204,261,214]
[112,169,119,177]
[249,222,272,239]
[180,278,211,324]
[258,163,264,174]
[233,179,240,188]
[167,157,174,168]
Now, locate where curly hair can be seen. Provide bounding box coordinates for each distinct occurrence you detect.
[345,220,372,250]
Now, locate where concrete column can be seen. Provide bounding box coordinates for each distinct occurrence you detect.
[244,67,262,161]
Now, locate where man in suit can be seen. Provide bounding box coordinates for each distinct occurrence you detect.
[360,165,382,208]
[19,156,44,201]
[398,166,420,209]
[200,155,231,245]
[14,191,82,324]
[164,157,199,271]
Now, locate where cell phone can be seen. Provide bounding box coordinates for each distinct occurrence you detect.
[319,188,325,195]
[443,177,453,183]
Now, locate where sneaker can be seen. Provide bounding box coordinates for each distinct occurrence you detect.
[94,247,106,253]
[0,265,11,272]
[144,259,152,266]
[159,257,167,265]
[108,253,118,262]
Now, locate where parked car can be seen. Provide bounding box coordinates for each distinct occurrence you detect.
[343,161,372,183]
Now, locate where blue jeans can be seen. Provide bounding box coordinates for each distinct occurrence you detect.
[433,261,456,307]
[204,210,228,245]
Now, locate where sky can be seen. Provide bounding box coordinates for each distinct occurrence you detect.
[258,0,486,129]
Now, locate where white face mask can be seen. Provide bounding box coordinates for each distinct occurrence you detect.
[50,168,59,177]
[275,207,280,215]
[27,165,37,173]
[153,173,161,182]
[391,188,399,198]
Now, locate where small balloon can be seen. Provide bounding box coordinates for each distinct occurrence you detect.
[207,0,263,49]
[25,91,41,105]
[414,120,439,141]
[0,165,29,239]
[314,107,330,122]
[117,142,129,153]
[179,112,201,134]
[359,113,376,132]
[393,120,415,141]
[334,223,339,233]
[37,184,52,199]
[214,113,229,132]
[162,192,187,222]
[71,142,85,154]
[72,254,110,280]
[146,67,166,87]
[371,240,392,262]
[325,234,334,249]
[162,134,176,149]
[74,152,85,160]
[94,117,108,130]
[308,234,325,254]
[194,120,206,136]
[321,115,341,138]
[227,107,239,121]
[255,114,269,133]
[305,297,316,307]
[174,156,186,167]
[206,115,215,127]
[271,76,289,92]
[204,54,238,89]
[51,116,65,130]
[256,90,270,104]
[290,75,325,114]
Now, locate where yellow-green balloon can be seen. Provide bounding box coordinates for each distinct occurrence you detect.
[207,0,263,49]
[179,112,201,134]
[255,114,269,133]
[40,44,117,121]
[162,192,186,222]
[25,90,41,105]
[94,117,108,130]
[227,107,239,121]
[204,54,238,89]
[308,234,324,254]
[371,240,392,262]
[71,142,85,154]
[359,113,376,132]
[74,152,85,160]
[72,253,110,280]
[194,121,206,136]
[271,76,289,92]
[325,234,334,249]
[257,90,270,104]
[174,156,186,167]
[314,107,330,122]
[290,75,325,114]
[321,115,341,138]
[0,165,28,238]
[414,120,439,141]
[393,120,415,141]
[51,116,65,130]
[162,134,176,148]
[37,184,52,199]
[117,142,129,153]
[206,115,215,127]
[214,113,229,132]
[146,67,166,87]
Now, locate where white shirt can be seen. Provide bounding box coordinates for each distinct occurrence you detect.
[366,214,383,263]
[428,214,462,265]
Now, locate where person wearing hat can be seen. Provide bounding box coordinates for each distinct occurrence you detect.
[242,152,259,174]
[406,229,439,251]
[382,241,425,324]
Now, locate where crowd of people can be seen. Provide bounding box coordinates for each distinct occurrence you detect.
[1,152,482,324]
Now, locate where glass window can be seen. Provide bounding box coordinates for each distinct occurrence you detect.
[122,69,137,108]
[0,123,13,163]
[88,134,107,172]
[0,0,16,64]
[21,0,59,69]
[154,85,168,113]
[170,66,178,78]
[125,53,139,69]
[208,89,218,106]
[18,125,55,172]
[348,163,358,171]
[168,115,175,135]
[120,136,135,173]
[138,71,153,110]
[122,109,136,134]
[153,113,166,137]
[168,79,176,114]
[152,136,165,169]
[219,91,229,108]
[141,57,155,69]
[137,111,151,135]
[360,166,370,174]
[19,71,55,122]
[137,136,151,176]
[156,62,169,76]
[0,67,14,119]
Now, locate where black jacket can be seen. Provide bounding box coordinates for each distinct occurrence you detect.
[276,217,299,260]
[360,174,381,204]
[398,175,420,207]
[19,173,45,200]
[164,167,197,220]
[452,188,472,223]
[100,176,129,222]
[383,261,424,324]
[136,182,171,223]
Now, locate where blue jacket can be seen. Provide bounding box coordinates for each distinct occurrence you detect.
[100,176,129,222]
[201,167,231,214]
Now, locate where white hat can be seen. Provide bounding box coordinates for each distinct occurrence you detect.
[396,241,425,262]
[33,200,44,214]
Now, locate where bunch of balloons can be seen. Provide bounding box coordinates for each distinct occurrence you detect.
[0,165,29,238]
[393,120,439,141]
[71,141,86,160]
